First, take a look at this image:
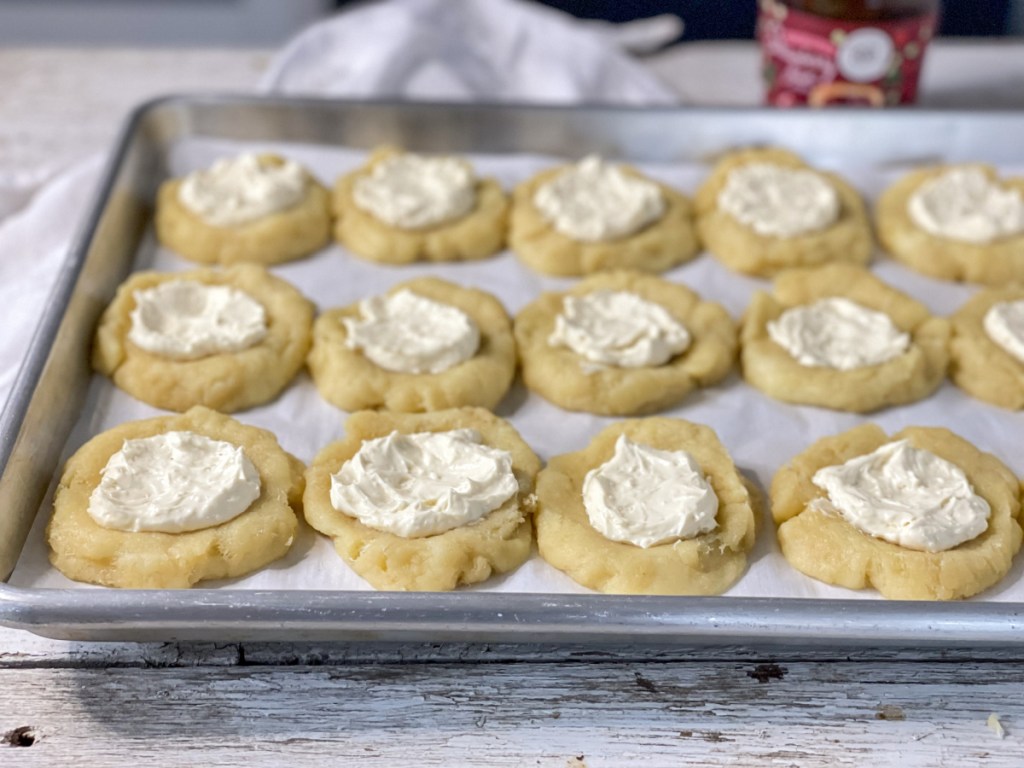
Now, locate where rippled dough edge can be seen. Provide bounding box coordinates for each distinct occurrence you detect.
[771,424,1023,600]
[694,147,872,278]
[514,271,737,416]
[303,408,542,591]
[740,263,950,413]
[308,277,516,413]
[332,147,509,264]
[536,418,756,595]
[877,166,1024,285]
[47,406,304,589]
[155,154,331,265]
[508,164,699,277]
[93,264,314,413]
[951,289,1024,409]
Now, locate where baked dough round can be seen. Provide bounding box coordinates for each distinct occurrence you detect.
[304,407,542,591]
[308,277,516,413]
[514,271,736,415]
[740,263,950,412]
[771,424,1023,600]
[509,162,699,277]
[535,418,757,595]
[155,154,331,265]
[47,406,303,589]
[332,147,509,264]
[94,264,314,413]
[877,165,1024,284]
[950,288,1024,409]
[694,147,872,277]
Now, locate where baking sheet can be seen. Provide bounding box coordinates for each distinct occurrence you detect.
[9,135,1024,602]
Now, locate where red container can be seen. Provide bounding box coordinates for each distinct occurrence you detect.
[758,0,940,106]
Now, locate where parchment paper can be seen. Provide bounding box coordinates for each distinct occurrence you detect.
[11,137,1024,602]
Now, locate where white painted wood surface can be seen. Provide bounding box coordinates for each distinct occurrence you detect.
[3,659,1023,766]
[5,43,1024,766]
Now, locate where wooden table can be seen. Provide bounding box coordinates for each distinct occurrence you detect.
[3,43,1024,766]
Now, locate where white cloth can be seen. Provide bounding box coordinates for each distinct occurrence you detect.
[0,155,104,408]
[261,0,678,104]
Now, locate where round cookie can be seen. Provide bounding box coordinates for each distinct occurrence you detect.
[950,288,1024,409]
[514,271,736,416]
[694,147,872,277]
[308,277,516,413]
[535,418,757,595]
[509,161,699,277]
[740,263,949,412]
[877,165,1024,285]
[333,147,509,264]
[47,406,303,589]
[303,407,541,591]
[93,264,314,413]
[156,153,331,265]
[771,424,1023,600]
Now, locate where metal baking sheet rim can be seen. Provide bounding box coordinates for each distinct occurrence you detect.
[2,93,1024,645]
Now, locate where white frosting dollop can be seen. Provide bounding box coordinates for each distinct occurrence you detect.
[88,431,261,534]
[768,297,910,371]
[717,162,840,238]
[549,290,690,369]
[129,280,268,362]
[352,153,476,229]
[583,435,719,549]
[984,300,1024,364]
[128,280,268,361]
[812,439,990,553]
[329,429,518,538]
[178,153,306,227]
[907,167,1024,244]
[343,289,479,374]
[533,155,666,242]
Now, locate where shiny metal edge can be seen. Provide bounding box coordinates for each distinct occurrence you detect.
[2,94,1024,645]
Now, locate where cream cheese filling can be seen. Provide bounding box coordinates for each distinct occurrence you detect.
[548,290,691,369]
[329,429,518,538]
[811,439,990,552]
[352,153,477,229]
[983,299,1024,364]
[717,162,840,238]
[532,155,665,242]
[128,280,268,361]
[178,153,306,227]
[88,431,261,534]
[907,166,1024,244]
[583,435,718,549]
[343,289,480,374]
[767,297,910,371]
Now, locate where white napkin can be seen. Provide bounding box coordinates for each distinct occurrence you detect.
[0,155,104,408]
[261,0,679,104]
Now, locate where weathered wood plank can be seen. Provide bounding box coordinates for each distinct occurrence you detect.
[5,633,1024,668]
[2,661,1021,767]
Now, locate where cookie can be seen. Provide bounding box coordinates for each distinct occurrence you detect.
[509,157,699,276]
[333,147,509,264]
[514,271,736,415]
[771,424,1022,600]
[877,165,1024,284]
[695,147,872,277]
[303,408,541,591]
[156,153,331,265]
[740,263,949,412]
[535,418,757,595]
[308,277,516,413]
[94,264,314,413]
[47,406,303,589]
